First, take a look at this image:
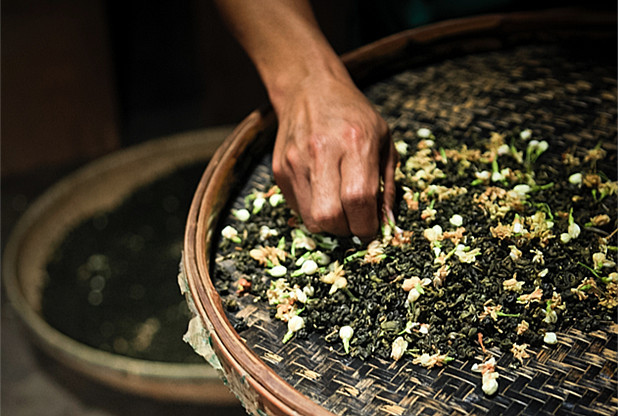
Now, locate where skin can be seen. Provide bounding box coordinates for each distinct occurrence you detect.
[214,0,396,239]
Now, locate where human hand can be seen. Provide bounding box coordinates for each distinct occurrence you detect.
[271,74,396,240]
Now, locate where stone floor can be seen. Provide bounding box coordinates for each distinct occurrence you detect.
[1,129,248,416]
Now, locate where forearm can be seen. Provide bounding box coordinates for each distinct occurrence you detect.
[213,0,353,113]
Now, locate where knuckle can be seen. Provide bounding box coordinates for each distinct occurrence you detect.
[342,183,378,209]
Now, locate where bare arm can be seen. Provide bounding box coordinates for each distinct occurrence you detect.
[214,0,396,239]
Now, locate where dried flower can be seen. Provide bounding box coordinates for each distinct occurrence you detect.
[329,277,348,295]
[423,224,443,243]
[509,245,523,261]
[421,206,437,222]
[413,352,452,368]
[472,357,499,396]
[583,173,601,188]
[589,214,610,226]
[455,245,481,264]
[516,320,529,335]
[599,283,618,308]
[321,261,344,284]
[593,252,616,270]
[480,305,502,321]
[584,147,607,163]
[391,336,408,361]
[531,249,545,265]
[403,187,419,210]
[250,246,287,267]
[291,228,317,255]
[518,287,543,305]
[503,275,524,292]
[364,240,387,263]
[511,343,530,364]
[401,276,421,292]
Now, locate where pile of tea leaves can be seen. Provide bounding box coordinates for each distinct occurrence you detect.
[213,45,617,395]
[43,163,206,363]
[215,127,616,365]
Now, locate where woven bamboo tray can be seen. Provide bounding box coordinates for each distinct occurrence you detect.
[182,9,617,415]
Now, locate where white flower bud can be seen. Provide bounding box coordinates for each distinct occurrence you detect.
[497,144,510,155]
[294,288,307,304]
[538,141,549,152]
[233,209,251,222]
[312,251,331,266]
[269,193,284,207]
[543,332,557,345]
[252,196,266,212]
[491,171,504,182]
[288,315,305,332]
[282,315,305,343]
[391,336,408,361]
[568,173,582,185]
[406,288,421,304]
[394,140,409,156]
[568,222,580,239]
[475,170,491,181]
[482,374,499,396]
[221,225,240,242]
[449,214,463,227]
[417,128,432,138]
[268,265,287,277]
[303,285,315,298]
[512,184,531,198]
[300,259,318,275]
[339,326,354,354]
[520,129,532,140]
[259,225,278,240]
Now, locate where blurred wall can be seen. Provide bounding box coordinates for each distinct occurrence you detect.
[1,0,120,176]
[1,0,357,176]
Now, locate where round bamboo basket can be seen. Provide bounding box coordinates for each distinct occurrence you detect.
[3,128,237,404]
[183,9,617,415]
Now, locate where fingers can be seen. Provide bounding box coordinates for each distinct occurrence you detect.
[380,133,398,224]
[274,123,393,239]
[339,142,380,239]
[308,137,350,236]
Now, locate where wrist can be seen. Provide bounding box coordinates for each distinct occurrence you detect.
[263,47,353,116]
